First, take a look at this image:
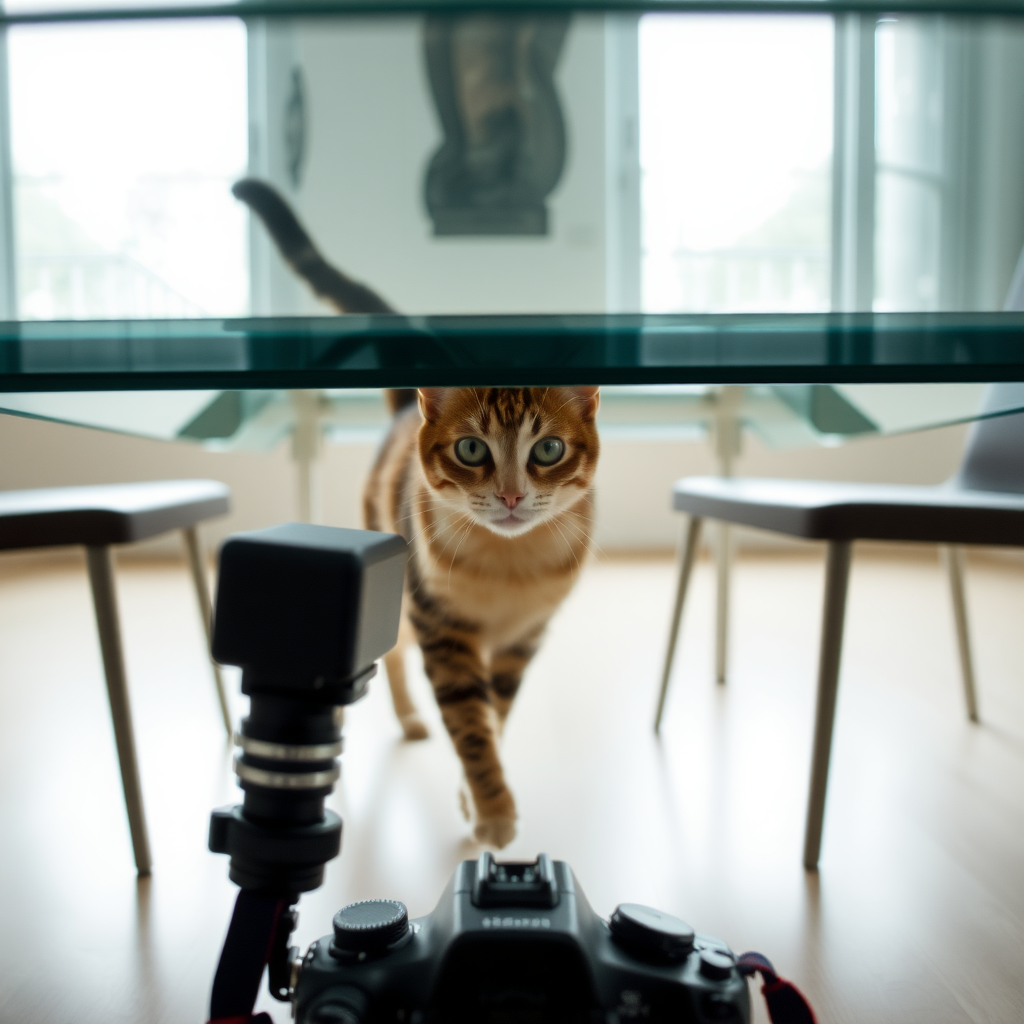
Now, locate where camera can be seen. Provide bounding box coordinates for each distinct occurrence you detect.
[296,851,750,1024]
[205,525,804,1024]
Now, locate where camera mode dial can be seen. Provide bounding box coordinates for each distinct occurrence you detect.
[609,903,695,962]
[331,900,409,956]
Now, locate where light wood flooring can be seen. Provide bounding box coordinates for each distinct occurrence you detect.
[1,546,1022,1024]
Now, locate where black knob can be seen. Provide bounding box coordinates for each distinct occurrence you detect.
[332,899,409,954]
[699,950,735,981]
[609,903,695,962]
[308,986,368,1024]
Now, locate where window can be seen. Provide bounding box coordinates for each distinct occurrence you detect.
[9,18,248,319]
[639,15,834,313]
[873,17,945,311]
[638,13,1024,314]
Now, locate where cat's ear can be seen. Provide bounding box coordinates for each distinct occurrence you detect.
[418,388,449,422]
[568,386,600,421]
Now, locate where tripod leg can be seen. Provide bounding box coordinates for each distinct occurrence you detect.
[86,545,152,875]
[654,516,704,734]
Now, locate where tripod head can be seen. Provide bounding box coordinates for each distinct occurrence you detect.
[206,524,408,1021]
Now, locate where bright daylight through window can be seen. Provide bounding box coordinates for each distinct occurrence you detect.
[10,19,248,319]
[639,15,834,313]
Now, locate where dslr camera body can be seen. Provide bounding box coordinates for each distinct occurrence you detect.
[296,852,749,1024]
[206,525,803,1024]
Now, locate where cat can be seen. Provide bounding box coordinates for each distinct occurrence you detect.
[233,178,600,848]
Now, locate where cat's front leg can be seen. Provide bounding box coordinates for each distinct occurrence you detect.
[416,626,517,848]
[490,628,545,732]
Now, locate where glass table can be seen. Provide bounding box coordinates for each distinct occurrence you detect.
[0,0,1022,883]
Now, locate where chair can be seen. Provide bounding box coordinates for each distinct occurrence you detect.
[0,479,232,874]
[653,383,1024,870]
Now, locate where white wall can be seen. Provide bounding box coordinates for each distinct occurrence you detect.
[256,15,612,315]
[234,14,606,313]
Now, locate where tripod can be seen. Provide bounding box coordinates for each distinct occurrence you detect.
[201,523,408,1023]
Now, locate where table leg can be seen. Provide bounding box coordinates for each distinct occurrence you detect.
[714,521,732,684]
[290,390,324,524]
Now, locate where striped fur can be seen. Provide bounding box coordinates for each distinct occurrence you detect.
[232,178,600,847]
[366,387,600,848]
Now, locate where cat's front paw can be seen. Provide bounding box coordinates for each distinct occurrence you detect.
[468,789,517,848]
[398,711,429,741]
[473,814,517,849]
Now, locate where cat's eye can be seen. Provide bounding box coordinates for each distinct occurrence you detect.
[531,437,565,466]
[455,437,490,466]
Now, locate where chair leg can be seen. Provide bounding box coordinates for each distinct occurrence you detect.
[941,545,979,723]
[714,522,732,684]
[654,516,704,734]
[803,540,853,871]
[182,525,233,738]
[85,545,153,876]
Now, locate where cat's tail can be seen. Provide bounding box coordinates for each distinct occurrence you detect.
[232,177,416,416]
[232,177,396,315]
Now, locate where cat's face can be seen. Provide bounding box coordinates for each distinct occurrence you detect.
[417,387,600,538]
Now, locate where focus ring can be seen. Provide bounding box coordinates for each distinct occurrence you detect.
[235,733,343,762]
[233,757,340,790]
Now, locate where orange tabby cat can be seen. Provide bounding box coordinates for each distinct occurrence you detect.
[234,179,600,847]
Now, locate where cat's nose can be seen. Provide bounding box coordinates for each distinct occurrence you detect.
[497,489,524,510]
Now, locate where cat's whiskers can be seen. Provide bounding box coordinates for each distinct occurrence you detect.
[554,511,600,561]
[446,515,478,591]
[544,519,582,579]
[393,497,444,528]
[404,496,465,551]
[429,508,477,564]
[471,390,490,433]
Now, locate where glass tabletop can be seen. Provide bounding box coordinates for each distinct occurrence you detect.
[8,0,1024,23]
[4,0,1024,24]
[1,4,1024,346]
[2,314,1024,392]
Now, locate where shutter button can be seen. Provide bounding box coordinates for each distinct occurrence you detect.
[699,949,735,981]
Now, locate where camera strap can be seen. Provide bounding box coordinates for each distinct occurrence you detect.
[208,890,288,1024]
[738,951,818,1024]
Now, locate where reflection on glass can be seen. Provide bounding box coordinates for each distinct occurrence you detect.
[1,11,1023,321]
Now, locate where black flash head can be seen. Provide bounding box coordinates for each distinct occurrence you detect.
[212,522,408,702]
[208,524,409,895]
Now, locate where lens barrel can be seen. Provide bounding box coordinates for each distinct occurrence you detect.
[209,671,376,891]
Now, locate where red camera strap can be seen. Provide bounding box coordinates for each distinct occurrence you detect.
[208,890,287,1024]
[738,951,818,1024]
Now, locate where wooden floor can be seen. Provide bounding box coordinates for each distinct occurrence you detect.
[1,546,1022,1024]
